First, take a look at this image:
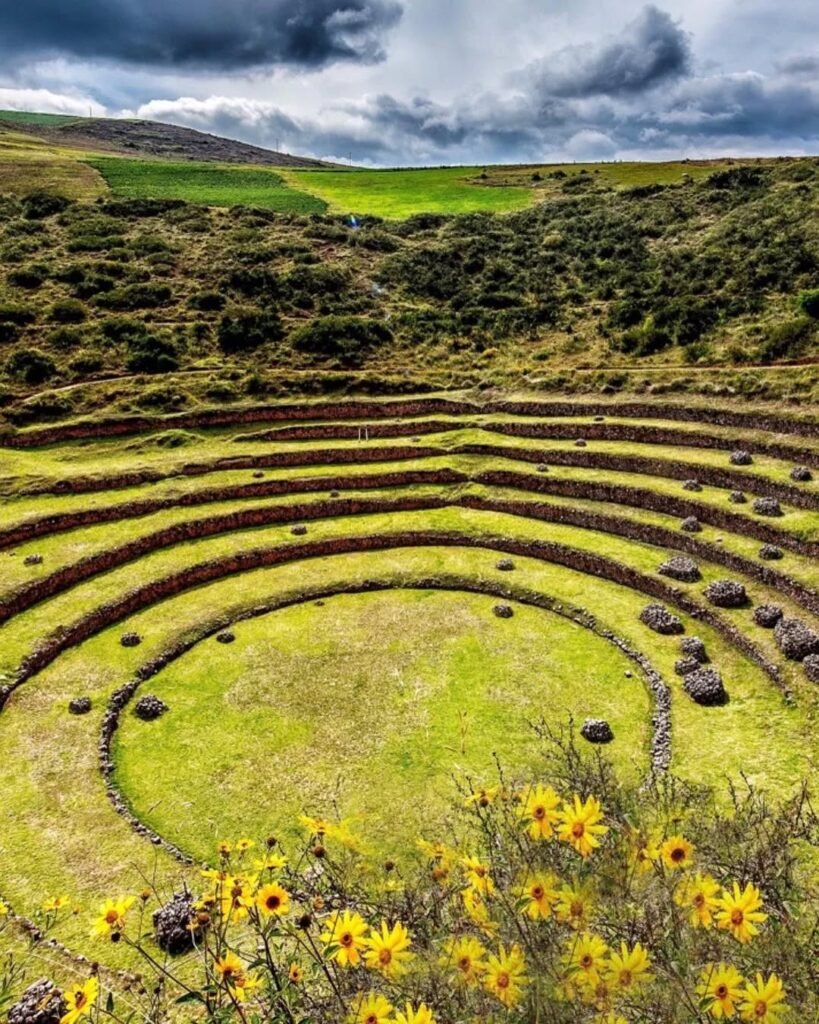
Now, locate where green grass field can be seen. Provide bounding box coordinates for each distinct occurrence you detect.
[86,156,328,212]
[0,109,83,126]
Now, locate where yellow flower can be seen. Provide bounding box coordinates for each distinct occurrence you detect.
[627,828,661,875]
[556,795,608,857]
[321,909,369,967]
[739,973,787,1022]
[715,882,767,944]
[43,895,70,913]
[604,941,652,992]
[288,963,303,984]
[462,887,496,936]
[349,992,394,1024]
[254,852,288,873]
[517,872,559,920]
[394,1002,436,1024]
[579,976,614,1012]
[215,950,245,983]
[60,978,98,1024]
[519,784,561,840]
[461,854,494,896]
[595,1015,629,1024]
[697,963,745,1020]
[484,944,527,1008]
[466,784,499,807]
[299,814,328,835]
[235,837,255,853]
[660,835,694,870]
[91,896,134,937]
[563,932,609,987]
[0,900,9,915]
[219,878,253,921]
[217,840,233,858]
[363,920,414,978]
[675,872,720,928]
[440,935,486,986]
[230,973,262,1003]
[555,879,595,930]
[255,882,290,918]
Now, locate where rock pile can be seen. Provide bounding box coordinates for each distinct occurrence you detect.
[704,579,748,608]
[790,465,812,482]
[493,604,514,619]
[153,891,201,954]
[68,696,92,715]
[774,617,819,660]
[683,668,727,706]
[581,718,614,743]
[120,632,142,648]
[730,450,753,465]
[658,556,701,582]
[680,636,708,663]
[753,497,782,517]
[680,516,701,532]
[754,604,783,628]
[135,695,168,721]
[759,545,783,560]
[8,980,66,1024]
[640,604,684,635]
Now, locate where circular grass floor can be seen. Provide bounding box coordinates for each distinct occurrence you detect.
[113,590,651,861]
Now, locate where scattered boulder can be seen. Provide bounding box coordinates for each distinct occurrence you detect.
[680,636,708,663]
[574,439,587,447]
[640,604,684,635]
[536,463,549,473]
[216,631,235,644]
[23,554,43,566]
[675,657,701,676]
[134,695,168,721]
[803,655,819,683]
[774,617,819,661]
[684,668,727,706]
[658,556,701,583]
[68,696,92,715]
[8,979,66,1024]
[759,544,783,560]
[790,465,812,483]
[728,491,747,504]
[682,479,702,492]
[753,497,782,517]
[496,559,515,571]
[704,579,748,608]
[291,525,308,536]
[252,471,264,479]
[493,604,514,619]
[120,632,142,648]
[581,718,613,744]
[593,416,605,422]
[330,490,340,498]
[680,516,701,533]
[754,604,783,629]
[153,891,201,954]
[730,450,753,465]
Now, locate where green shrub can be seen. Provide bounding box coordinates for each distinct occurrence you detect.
[95,283,173,310]
[217,307,282,353]
[68,354,103,374]
[797,289,819,318]
[21,191,70,219]
[290,315,393,365]
[7,265,46,289]
[47,326,85,349]
[6,347,57,384]
[50,298,87,324]
[125,334,180,373]
[189,291,227,312]
[756,317,815,361]
[0,303,36,326]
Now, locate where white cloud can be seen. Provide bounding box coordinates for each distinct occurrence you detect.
[0,86,106,117]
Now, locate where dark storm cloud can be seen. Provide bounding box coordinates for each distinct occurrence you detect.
[0,0,403,70]
[776,54,819,77]
[523,5,690,99]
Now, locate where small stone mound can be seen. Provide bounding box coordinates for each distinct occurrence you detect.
[330,490,340,498]
[682,479,702,492]
[153,891,201,954]
[493,604,514,619]
[704,579,748,608]
[68,696,92,715]
[790,465,812,482]
[594,416,605,422]
[754,604,783,629]
[496,559,515,571]
[675,657,701,676]
[803,655,819,683]
[774,617,819,661]
[680,516,701,533]
[753,497,782,517]
[728,491,747,504]
[216,631,235,644]
[658,556,701,583]
[759,544,783,560]
[640,604,684,635]
[684,668,727,706]
[730,450,753,465]
[574,439,587,447]
[120,631,142,648]
[680,636,708,663]
[135,695,168,721]
[536,463,549,473]
[291,525,308,536]
[23,554,43,566]
[252,471,265,479]
[581,718,613,744]
[8,979,66,1024]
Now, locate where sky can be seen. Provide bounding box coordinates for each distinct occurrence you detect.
[0,0,817,166]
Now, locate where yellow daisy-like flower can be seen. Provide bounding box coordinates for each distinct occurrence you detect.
[254,852,288,874]
[394,1002,436,1024]
[440,935,487,986]
[43,895,70,913]
[219,878,253,922]
[738,973,787,1023]
[660,835,694,870]
[604,941,652,992]
[235,837,255,853]
[462,855,495,896]
[288,963,303,984]
[214,950,245,983]
[696,963,745,1020]
[321,909,370,967]
[627,827,661,875]
[674,871,720,928]
[255,882,290,918]
[299,814,328,836]
[556,795,609,857]
[715,882,767,944]
[60,978,98,1024]
[484,944,528,1008]
[562,932,609,987]
[462,887,497,936]
[363,920,414,978]
[595,1015,629,1024]
[91,896,134,937]
[519,784,561,840]
[217,840,233,858]
[554,879,595,930]
[517,872,559,920]
[349,991,394,1024]
[230,973,262,1004]
[0,900,9,916]
[466,784,500,807]
[578,975,614,1012]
